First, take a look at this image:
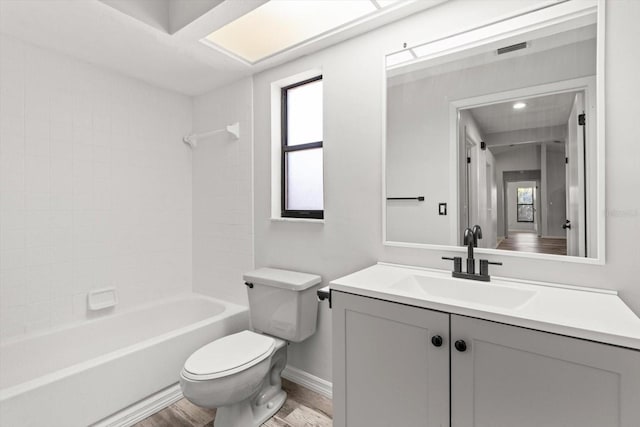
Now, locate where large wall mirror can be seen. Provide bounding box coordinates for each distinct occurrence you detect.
[384,0,604,262]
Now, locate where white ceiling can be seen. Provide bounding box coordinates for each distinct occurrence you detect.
[0,0,442,96]
[0,0,259,95]
[468,91,578,135]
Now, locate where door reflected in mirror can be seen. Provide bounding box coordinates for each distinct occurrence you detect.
[384,2,602,259]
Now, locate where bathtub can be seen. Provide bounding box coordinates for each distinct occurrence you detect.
[0,294,249,427]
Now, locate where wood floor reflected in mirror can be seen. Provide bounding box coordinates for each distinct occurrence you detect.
[497,231,567,256]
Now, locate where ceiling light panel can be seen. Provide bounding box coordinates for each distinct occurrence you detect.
[203,0,387,64]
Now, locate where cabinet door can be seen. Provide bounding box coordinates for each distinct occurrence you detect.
[451,314,640,427]
[333,291,450,427]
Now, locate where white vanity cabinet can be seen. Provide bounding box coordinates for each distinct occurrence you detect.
[332,291,450,427]
[451,314,640,427]
[332,291,640,427]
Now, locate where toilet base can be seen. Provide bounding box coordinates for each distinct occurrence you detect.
[214,389,286,427]
[211,341,288,427]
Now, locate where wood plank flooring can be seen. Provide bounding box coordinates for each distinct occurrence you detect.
[497,231,567,255]
[135,379,332,427]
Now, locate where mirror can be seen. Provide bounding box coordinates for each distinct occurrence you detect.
[384,1,603,260]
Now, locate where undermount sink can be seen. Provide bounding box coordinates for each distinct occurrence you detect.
[390,275,537,310]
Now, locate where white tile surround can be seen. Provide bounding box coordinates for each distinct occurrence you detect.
[192,78,254,306]
[0,35,193,340]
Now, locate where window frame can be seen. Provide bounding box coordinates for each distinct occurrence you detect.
[516,186,535,223]
[281,75,324,219]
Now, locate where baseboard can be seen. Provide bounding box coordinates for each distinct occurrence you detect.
[92,383,183,427]
[282,365,332,399]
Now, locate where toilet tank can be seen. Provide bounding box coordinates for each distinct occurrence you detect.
[243,268,322,343]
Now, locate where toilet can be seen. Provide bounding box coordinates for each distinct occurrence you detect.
[180,268,322,427]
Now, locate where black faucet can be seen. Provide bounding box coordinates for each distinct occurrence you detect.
[463,227,476,274]
[442,225,502,282]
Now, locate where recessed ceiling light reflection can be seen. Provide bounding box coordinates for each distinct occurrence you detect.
[513,102,527,110]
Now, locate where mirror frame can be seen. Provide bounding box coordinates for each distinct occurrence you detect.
[382,0,605,264]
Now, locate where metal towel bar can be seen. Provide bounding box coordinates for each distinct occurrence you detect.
[386,196,425,201]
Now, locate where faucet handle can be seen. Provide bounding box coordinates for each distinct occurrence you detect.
[442,256,462,273]
[479,259,502,277]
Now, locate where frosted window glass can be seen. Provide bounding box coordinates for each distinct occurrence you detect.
[287,80,323,146]
[286,148,324,211]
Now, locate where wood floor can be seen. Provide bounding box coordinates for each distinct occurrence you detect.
[135,379,332,427]
[497,231,567,255]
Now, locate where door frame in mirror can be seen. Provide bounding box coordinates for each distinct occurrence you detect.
[382,0,605,265]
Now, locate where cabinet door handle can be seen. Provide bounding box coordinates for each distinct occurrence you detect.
[431,335,443,347]
[454,340,467,352]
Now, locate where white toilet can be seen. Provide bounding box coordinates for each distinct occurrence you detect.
[180,268,322,427]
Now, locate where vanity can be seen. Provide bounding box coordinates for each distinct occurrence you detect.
[329,263,640,427]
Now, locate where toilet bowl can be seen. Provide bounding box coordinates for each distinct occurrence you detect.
[180,267,322,427]
[180,330,288,427]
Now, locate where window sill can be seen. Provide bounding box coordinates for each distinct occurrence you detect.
[270,217,325,224]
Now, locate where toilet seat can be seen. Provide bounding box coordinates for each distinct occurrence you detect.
[182,330,276,381]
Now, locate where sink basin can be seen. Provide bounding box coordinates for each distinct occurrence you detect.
[390,275,536,310]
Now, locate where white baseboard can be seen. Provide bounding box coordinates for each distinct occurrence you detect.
[282,365,332,399]
[93,383,183,427]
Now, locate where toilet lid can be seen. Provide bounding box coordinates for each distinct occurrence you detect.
[183,331,276,380]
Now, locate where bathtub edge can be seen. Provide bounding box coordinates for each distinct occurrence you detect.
[91,383,183,427]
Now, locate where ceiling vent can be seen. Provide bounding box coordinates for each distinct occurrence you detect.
[497,42,528,55]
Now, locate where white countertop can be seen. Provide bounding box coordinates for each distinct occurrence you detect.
[329,262,640,350]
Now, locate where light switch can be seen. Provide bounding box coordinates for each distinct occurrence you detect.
[439,203,447,215]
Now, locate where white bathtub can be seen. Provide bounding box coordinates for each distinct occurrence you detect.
[0,294,249,427]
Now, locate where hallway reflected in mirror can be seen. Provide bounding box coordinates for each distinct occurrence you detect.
[459,89,592,258]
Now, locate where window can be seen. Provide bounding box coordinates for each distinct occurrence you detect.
[516,187,534,222]
[281,76,324,219]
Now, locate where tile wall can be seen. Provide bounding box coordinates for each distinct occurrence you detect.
[192,78,253,306]
[0,35,193,340]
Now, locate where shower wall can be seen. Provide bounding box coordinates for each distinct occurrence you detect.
[0,35,193,340]
[192,78,254,306]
